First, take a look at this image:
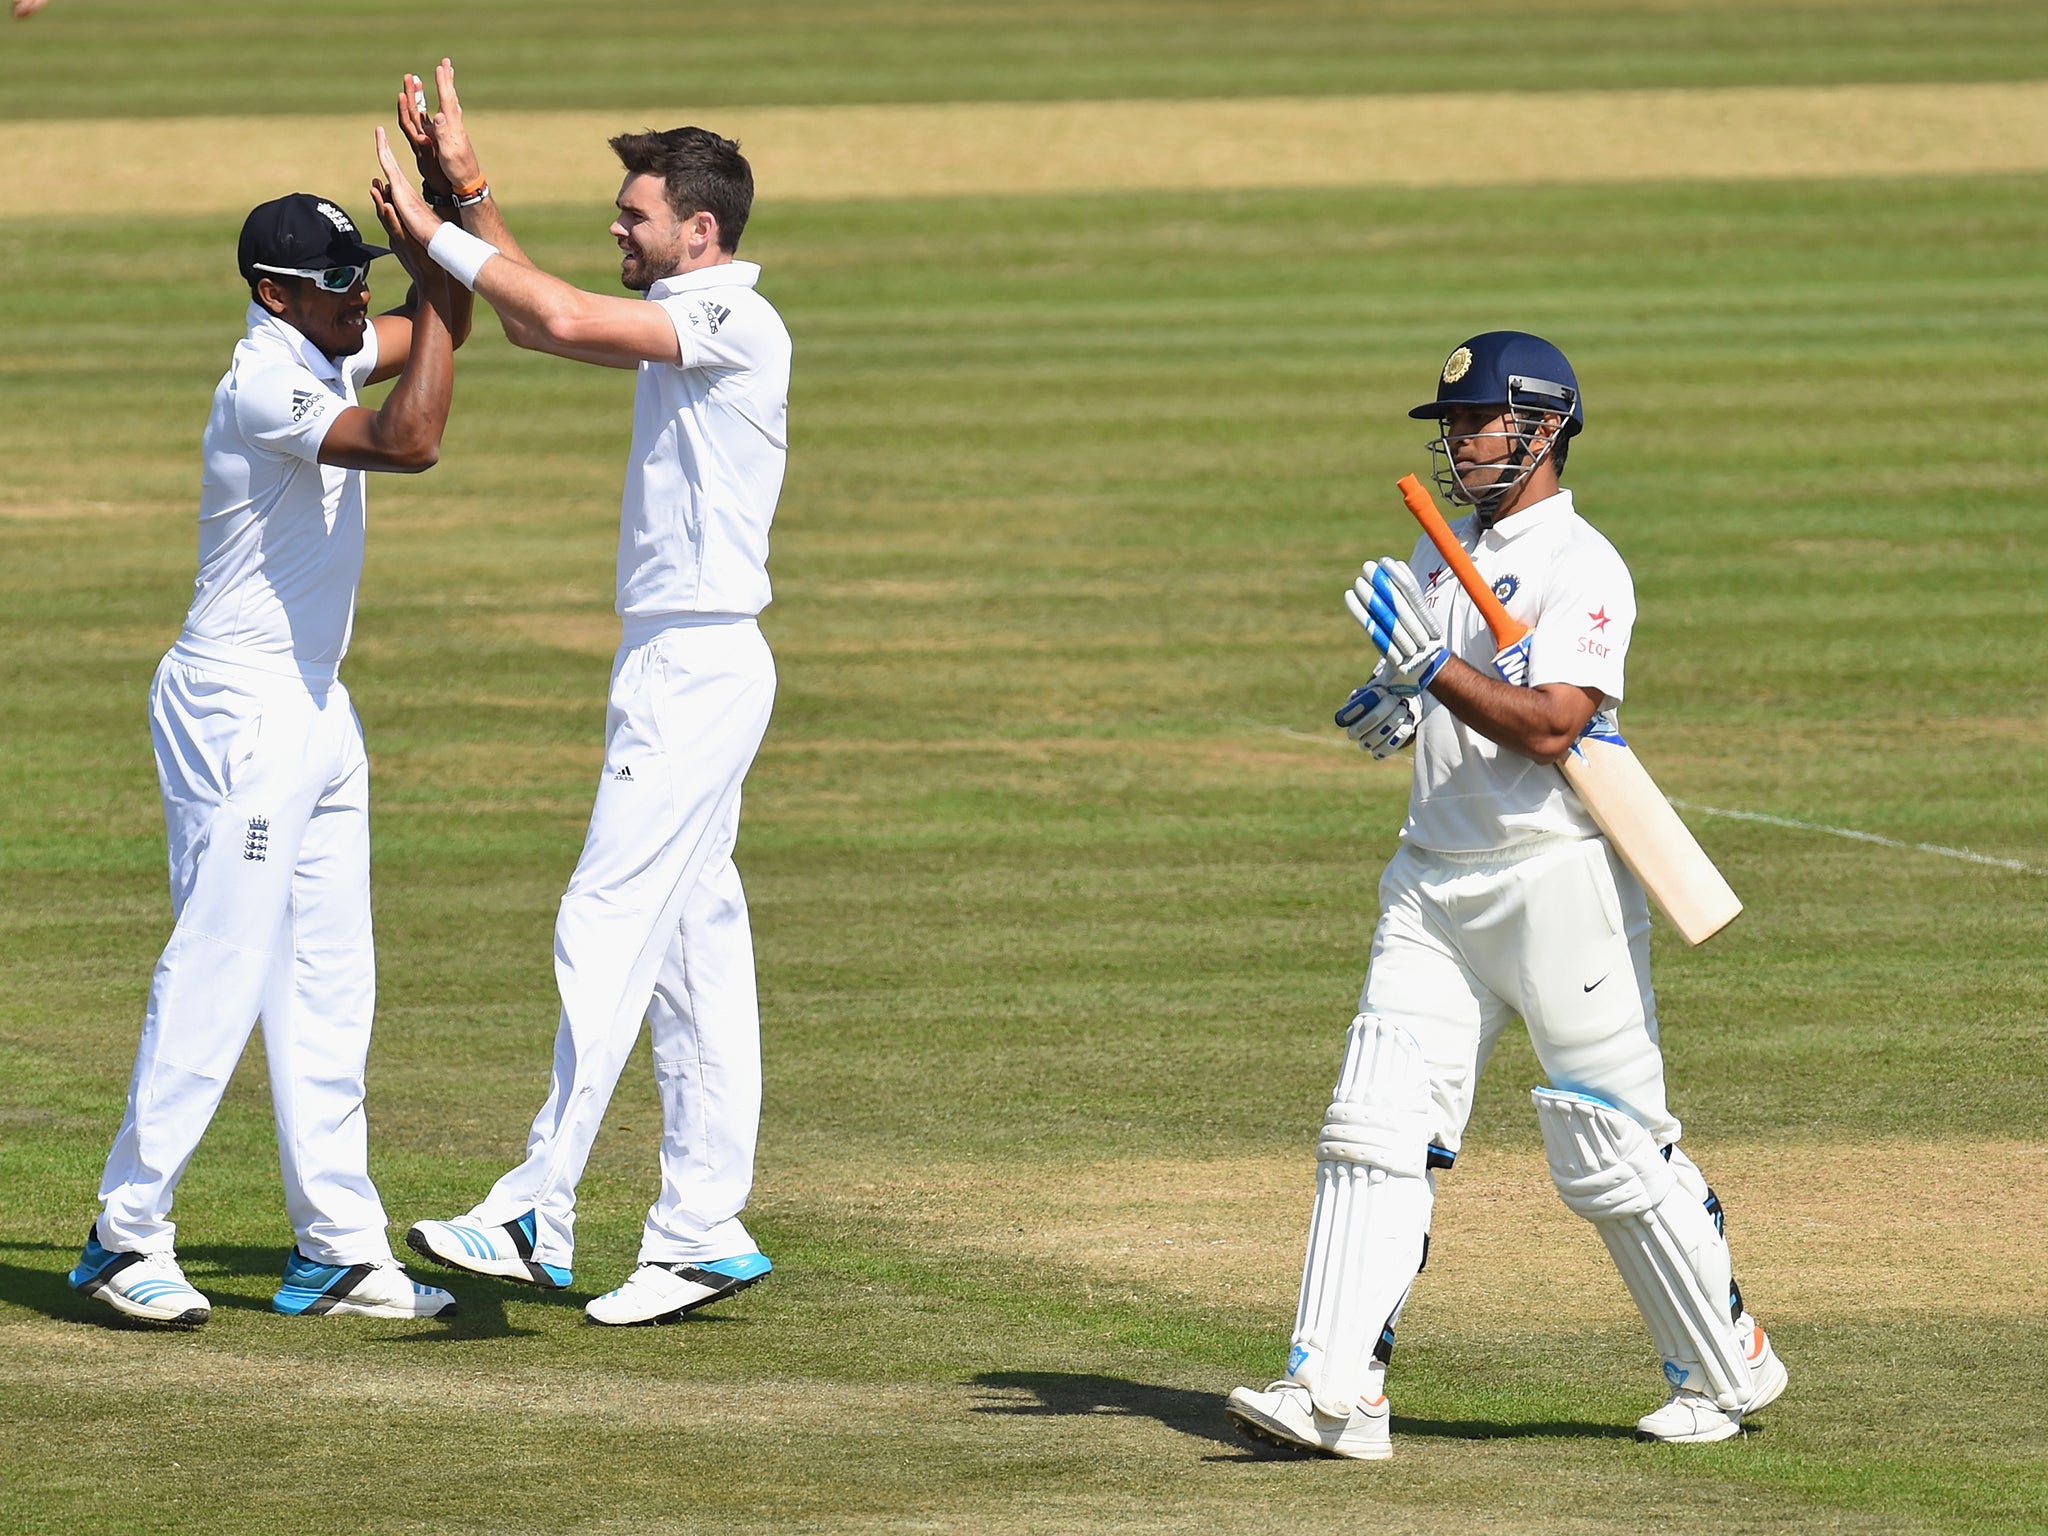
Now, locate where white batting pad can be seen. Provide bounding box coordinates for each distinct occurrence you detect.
[1289,1016,1437,1418]
[1533,1088,1753,1409]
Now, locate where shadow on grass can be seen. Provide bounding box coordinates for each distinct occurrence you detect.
[969,1371,1636,1462]
[0,1240,532,1338]
[971,1371,1241,1449]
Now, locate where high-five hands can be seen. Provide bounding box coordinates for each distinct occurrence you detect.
[398,59,485,197]
[1344,558,1448,696]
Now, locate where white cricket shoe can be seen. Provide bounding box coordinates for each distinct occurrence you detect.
[405,1210,571,1289]
[69,1229,210,1327]
[1637,1317,1787,1443]
[273,1250,456,1318]
[584,1252,773,1326]
[1635,1388,1743,1443]
[1739,1315,1789,1416]
[1224,1381,1392,1460]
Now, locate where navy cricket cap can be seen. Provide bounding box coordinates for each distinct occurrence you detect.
[236,193,391,284]
[1409,330,1584,439]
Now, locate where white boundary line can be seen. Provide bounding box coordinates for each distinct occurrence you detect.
[1273,726,2044,875]
[1669,801,2046,877]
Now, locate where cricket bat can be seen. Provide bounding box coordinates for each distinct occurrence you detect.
[1394,474,1742,946]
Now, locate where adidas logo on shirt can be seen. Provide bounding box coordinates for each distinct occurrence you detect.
[688,301,731,334]
[290,389,321,423]
[613,765,633,781]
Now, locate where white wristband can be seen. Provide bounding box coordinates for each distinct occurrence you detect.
[426,222,500,291]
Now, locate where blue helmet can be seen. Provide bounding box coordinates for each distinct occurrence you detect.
[1409,331,1583,521]
[1409,331,1583,437]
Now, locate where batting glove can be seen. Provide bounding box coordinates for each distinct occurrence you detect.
[1493,636,1532,687]
[1334,680,1419,759]
[1344,557,1448,696]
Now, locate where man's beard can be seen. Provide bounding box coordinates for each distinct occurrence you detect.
[620,247,680,292]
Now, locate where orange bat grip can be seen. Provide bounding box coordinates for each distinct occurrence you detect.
[1395,473,1528,650]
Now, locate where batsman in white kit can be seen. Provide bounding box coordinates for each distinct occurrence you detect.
[378,64,786,1324]
[1224,332,1787,1456]
[69,178,472,1326]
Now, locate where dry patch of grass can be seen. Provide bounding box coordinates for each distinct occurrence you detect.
[779,1139,2048,1327]
[7,82,2048,219]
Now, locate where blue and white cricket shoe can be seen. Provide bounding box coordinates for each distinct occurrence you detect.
[584,1252,772,1326]
[69,1226,210,1327]
[272,1249,456,1318]
[404,1210,571,1289]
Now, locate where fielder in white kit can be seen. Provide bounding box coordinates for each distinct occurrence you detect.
[1224,332,1788,1456]
[378,64,787,1324]
[69,178,472,1326]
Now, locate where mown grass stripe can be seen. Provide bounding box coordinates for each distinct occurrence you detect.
[6,80,2048,217]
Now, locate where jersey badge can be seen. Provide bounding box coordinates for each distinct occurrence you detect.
[243,815,270,863]
[1491,574,1520,604]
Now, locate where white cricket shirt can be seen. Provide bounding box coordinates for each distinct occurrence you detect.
[618,261,791,619]
[178,304,379,678]
[1401,489,1638,853]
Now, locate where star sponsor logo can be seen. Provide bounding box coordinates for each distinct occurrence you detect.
[1577,605,1615,658]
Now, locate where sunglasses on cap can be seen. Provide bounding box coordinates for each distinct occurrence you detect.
[250,262,370,293]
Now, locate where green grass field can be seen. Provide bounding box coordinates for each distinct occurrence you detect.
[4,4,2047,1533]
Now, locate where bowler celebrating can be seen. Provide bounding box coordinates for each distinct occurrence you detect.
[1224,333,1786,1455]
[70,179,470,1325]
[381,64,788,1325]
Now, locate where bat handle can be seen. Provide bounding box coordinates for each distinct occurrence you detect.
[1395,473,1528,650]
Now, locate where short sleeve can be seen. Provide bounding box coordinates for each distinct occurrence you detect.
[342,323,381,388]
[1527,542,1635,703]
[233,358,349,463]
[658,290,767,374]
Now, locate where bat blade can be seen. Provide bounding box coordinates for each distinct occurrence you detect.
[1391,474,1741,947]
[1559,733,1742,945]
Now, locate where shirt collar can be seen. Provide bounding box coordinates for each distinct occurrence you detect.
[646,260,761,300]
[1481,488,1574,547]
[244,301,348,385]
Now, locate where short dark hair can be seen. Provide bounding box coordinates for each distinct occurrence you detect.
[609,127,753,252]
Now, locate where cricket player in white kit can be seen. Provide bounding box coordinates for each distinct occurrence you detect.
[69,179,472,1326]
[1225,333,1787,1456]
[376,65,787,1324]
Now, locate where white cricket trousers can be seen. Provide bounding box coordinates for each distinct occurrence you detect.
[1362,834,1680,1156]
[94,643,393,1265]
[470,614,776,1269]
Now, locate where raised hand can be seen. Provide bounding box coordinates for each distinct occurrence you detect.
[373,126,445,247]
[401,58,484,194]
[397,71,452,194]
